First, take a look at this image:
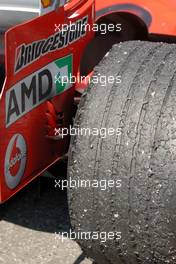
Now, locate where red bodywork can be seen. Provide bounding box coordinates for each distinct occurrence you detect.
[96,0,176,36]
[0,0,94,203]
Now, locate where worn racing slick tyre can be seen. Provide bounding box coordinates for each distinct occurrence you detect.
[68,41,176,264]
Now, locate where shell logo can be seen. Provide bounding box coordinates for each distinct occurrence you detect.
[41,0,53,8]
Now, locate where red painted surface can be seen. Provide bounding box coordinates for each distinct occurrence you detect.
[96,0,176,36]
[0,0,94,202]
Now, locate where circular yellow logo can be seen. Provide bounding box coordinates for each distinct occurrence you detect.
[41,0,53,8]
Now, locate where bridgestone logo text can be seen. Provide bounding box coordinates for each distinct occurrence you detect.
[15,16,88,73]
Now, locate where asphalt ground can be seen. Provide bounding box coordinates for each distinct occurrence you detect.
[0,161,92,264]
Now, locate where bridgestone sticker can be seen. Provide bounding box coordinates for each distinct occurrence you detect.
[15,16,88,73]
[5,134,27,189]
[6,54,73,127]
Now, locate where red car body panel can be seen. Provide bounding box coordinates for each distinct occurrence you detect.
[96,0,176,36]
[0,0,94,203]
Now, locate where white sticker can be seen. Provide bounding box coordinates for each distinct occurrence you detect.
[6,55,73,127]
[5,134,27,189]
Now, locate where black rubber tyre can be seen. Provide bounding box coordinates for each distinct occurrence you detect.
[0,63,5,92]
[68,41,176,264]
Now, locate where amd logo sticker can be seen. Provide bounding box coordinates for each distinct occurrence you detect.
[5,134,27,189]
[6,54,73,127]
